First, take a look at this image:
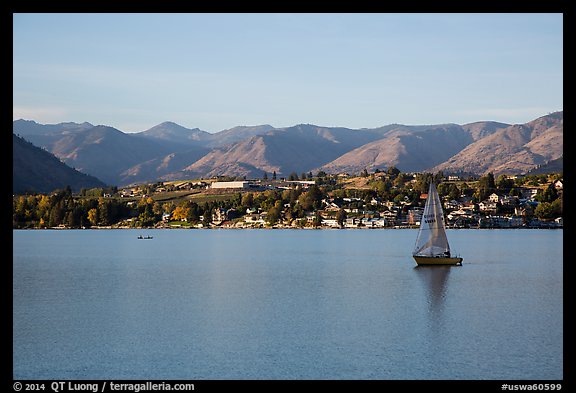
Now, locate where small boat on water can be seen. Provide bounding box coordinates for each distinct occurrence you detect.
[412,182,462,266]
[137,235,153,239]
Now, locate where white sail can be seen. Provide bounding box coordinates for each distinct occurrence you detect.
[413,182,451,257]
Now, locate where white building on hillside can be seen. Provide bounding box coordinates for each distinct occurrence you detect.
[211,181,250,190]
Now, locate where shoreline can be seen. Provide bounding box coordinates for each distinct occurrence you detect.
[13,225,563,230]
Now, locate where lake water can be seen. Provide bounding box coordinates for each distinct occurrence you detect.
[13,228,563,380]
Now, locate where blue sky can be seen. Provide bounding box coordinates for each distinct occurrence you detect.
[13,13,563,133]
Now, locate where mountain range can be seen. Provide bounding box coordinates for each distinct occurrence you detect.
[13,111,563,188]
[13,133,106,194]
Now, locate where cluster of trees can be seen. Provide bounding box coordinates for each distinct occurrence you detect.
[12,183,327,229]
[13,170,563,229]
[166,185,325,226]
[13,186,131,229]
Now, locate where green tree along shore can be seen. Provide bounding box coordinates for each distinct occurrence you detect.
[12,170,563,229]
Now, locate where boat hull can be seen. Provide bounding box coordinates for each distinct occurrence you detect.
[413,255,463,266]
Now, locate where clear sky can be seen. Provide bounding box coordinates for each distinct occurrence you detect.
[13,13,563,133]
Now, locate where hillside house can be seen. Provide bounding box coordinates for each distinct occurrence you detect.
[324,204,341,212]
[554,180,563,191]
[478,200,498,214]
[515,201,538,217]
[444,199,461,210]
[526,188,539,201]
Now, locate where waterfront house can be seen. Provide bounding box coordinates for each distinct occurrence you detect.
[344,218,361,228]
[407,207,423,225]
[244,214,265,225]
[365,218,387,228]
[321,218,340,228]
[479,215,524,228]
[212,208,227,224]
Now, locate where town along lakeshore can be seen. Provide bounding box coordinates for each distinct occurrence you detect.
[12,172,563,231]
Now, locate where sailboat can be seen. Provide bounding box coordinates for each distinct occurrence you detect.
[413,182,463,266]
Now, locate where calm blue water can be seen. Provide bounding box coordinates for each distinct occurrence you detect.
[13,229,563,380]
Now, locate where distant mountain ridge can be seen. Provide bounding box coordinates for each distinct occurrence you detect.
[13,134,106,194]
[134,121,212,148]
[430,111,563,175]
[180,124,384,179]
[13,119,94,136]
[13,111,563,187]
[316,123,475,174]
